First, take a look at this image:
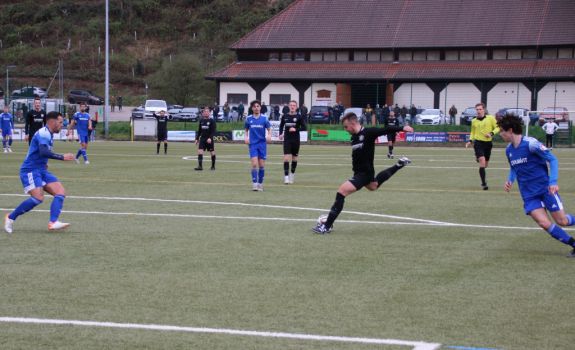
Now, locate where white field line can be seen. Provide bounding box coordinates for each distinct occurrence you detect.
[0,317,441,350]
[0,193,563,231]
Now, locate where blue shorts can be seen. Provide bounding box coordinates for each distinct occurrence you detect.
[249,143,267,160]
[78,134,90,144]
[19,168,59,194]
[523,192,564,215]
[2,130,12,137]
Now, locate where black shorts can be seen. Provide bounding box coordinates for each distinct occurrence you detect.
[387,132,396,142]
[473,140,493,161]
[198,138,214,152]
[348,172,376,190]
[283,139,300,156]
[157,130,167,142]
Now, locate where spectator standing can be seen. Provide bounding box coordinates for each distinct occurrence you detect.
[274,105,281,121]
[111,95,116,112]
[299,104,308,120]
[449,105,458,125]
[381,104,390,124]
[282,103,289,116]
[400,105,408,125]
[374,104,383,125]
[261,102,268,116]
[542,119,559,149]
[117,96,123,111]
[238,102,245,121]
[409,104,418,125]
[90,111,99,142]
[364,104,373,125]
[212,102,219,120]
[223,102,230,123]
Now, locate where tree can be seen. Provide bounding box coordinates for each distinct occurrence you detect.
[148,54,213,106]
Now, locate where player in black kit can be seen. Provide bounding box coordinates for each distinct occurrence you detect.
[313,112,414,234]
[24,98,46,146]
[194,106,216,171]
[154,110,169,154]
[279,100,307,184]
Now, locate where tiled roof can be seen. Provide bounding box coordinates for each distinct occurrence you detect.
[232,0,575,49]
[207,59,575,81]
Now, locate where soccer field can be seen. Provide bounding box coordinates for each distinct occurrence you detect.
[0,141,574,350]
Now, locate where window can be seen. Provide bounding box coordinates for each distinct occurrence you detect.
[281,52,292,61]
[459,50,473,60]
[558,48,573,59]
[413,51,426,61]
[542,48,558,59]
[354,51,367,61]
[427,50,440,61]
[523,49,537,59]
[323,52,336,61]
[227,94,248,105]
[507,49,521,59]
[294,52,306,61]
[381,51,393,61]
[336,51,349,61]
[269,94,291,105]
[310,52,323,61]
[473,50,487,60]
[445,50,459,61]
[367,51,380,61]
[493,49,506,60]
[269,52,279,61]
[398,50,412,61]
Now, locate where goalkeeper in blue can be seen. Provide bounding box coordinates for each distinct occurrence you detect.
[499,114,575,257]
[4,111,75,234]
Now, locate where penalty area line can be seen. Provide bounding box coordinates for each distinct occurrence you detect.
[0,317,441,350]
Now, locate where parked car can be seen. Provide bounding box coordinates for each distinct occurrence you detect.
[131,106,145,119]
[167,107,183,120]
[460,107,477,125]
[540,107,569,122]
[414,109,446,125]
[12,86,48,99]
[68,89,104,105]
[144,99,168,119]
[503,108,530,125]
[308,105,332,124]
[176,107,199,122]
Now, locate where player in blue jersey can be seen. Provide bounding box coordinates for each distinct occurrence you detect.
[4,111,75,234]
[1,104,14,153]
[244,100,271,191]
[498,114,575,257]
[67,102,92,164]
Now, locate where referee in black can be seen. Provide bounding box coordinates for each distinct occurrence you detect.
[313,112,414,234]
[194,106,216,171]
[279,100,307,184]
[154,110,169,155]
[24,97,46,146]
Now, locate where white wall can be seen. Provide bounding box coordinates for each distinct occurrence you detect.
[537,82,575,112]
[438,83,480,119]
[487,82,531,113]
[219,82,256,105]
[261,83,299,105]
[394,83,433,109]
[307,83,337,106]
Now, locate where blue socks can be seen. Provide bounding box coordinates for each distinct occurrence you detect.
[566,214,575,226]
[9,197,43,220]
[250,168,265,184]
[76,148,88,161]
[258,168,265,184]
[50,195,65,222]
[546,224,574,246]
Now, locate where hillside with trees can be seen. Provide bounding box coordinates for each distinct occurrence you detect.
[0,0,293,106]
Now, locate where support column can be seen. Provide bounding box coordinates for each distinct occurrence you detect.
[248,82,269,102]
[523,80,547,111]
[473,81,497,106]
[291,81,312,108]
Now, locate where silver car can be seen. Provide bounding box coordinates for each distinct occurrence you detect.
[415,109,446,125]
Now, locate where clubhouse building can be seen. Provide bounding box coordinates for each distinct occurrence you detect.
[207,0,575,118]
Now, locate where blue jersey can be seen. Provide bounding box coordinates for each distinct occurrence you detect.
[73,112,91,135]
[244,115,270,144]
[21,127,55,171]
[0,112,13,131]
[506,136,558,200]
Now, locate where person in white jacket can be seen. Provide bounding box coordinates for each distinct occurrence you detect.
[542,120,559,149]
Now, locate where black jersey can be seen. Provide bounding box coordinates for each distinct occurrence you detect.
[279,113,306,141]
[350,126,403,174]
[154,113,169,133]
[196,118,215,140]
[25,109,46,136]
